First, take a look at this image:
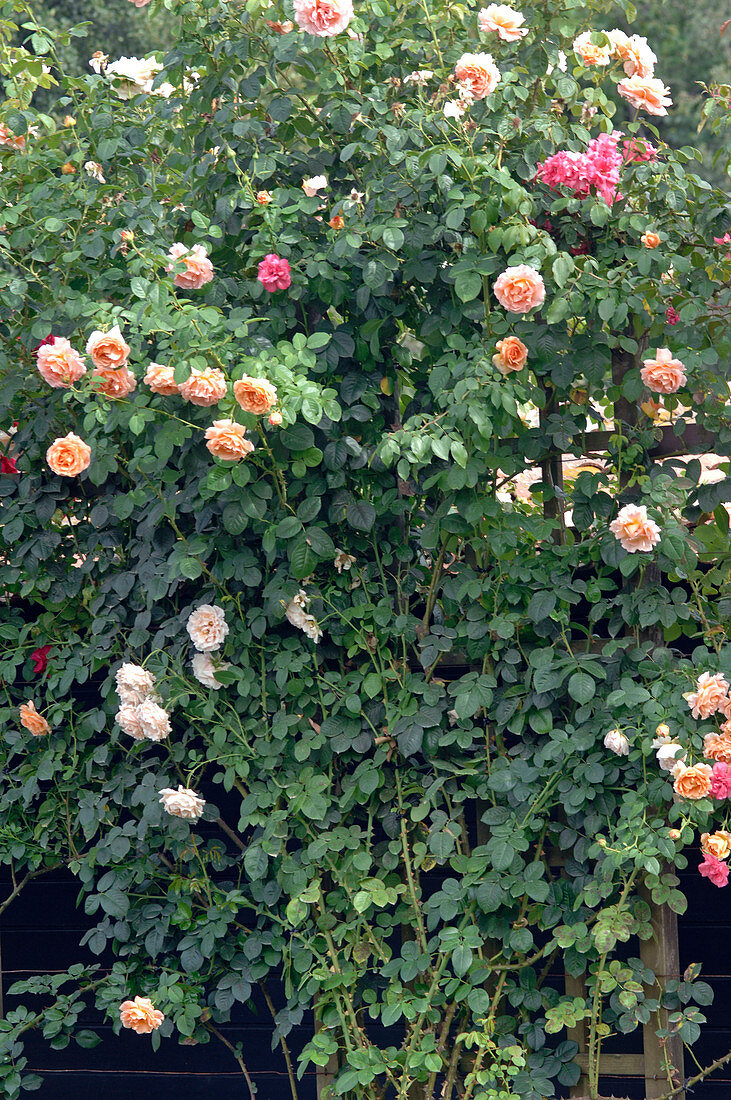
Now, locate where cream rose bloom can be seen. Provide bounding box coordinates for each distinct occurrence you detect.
[86,325,130,369]
[656,742,685,772]
[191,652,230,689]
[159,785,206,820]
[116,662,156,704]
[478,4,527,41]
[144,362,179,395]
[46,433,92,477]
[609,504,660,553]
[302,174,328,197]
[116,703,146,740]
[137,698,172,741]
[640,349,686,395]
[454,53,501,99]
[285,590,323,643]
[603,728,629,756]
[686,672,729,720]
[119,996,164,1034]
[187,604,229,652]
[106,56,163,99]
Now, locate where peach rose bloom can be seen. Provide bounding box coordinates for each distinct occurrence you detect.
[166,243,214,290]
[704,733,731,765]
[46,433,92,477]
[329,215,345,230]
[609,503,660,553]
[19,701,51,736]
[478,4,528,42]
[205,419,255,461]
[187,604,229,652]
[493,264,545,313]
[673,762,712,800]
[701,830,731,860]
[454,53,501,99]
[144,362,179,395]
[36,338,87,388]
[492,336,528,375]
[687,672,729,719]
[92,365,137,399]
[233,375,278,414]
[0,123,26,149]
[179,367,227,407]
[256,190,273,204]
[617,76,672,116]
[640,348,686,395]
[119,996,164,1035]
[159,785,206,820]
[641,231,660,249]
[86,325,130,369]
[293,0,354,37]
[268,410,283,426]
[614,34,656,78]
[573,31,611,66]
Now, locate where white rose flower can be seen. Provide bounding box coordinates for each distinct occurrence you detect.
[159,785,205,820]
[137,698,172,741]
[115,662,156,704]
[302,174,328,197]
[285,590,323,643]
[105,56,163,99]
[656,742,686,772]
[116,703,145,740]
[191,652,230,689]
[84,161,106,183]
[187,604,229,652]
[603,728,630,756]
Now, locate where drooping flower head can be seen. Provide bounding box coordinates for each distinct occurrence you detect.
[699,853,729,887]
[609,504,660,553]
[603,728,629,756]
[19,701,51,736]
[191,652,230,689]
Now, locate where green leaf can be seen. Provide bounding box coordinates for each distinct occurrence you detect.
[568,671,595,705]
[347,500,376,532]
[454,271,482,303]
[552,253,574,288]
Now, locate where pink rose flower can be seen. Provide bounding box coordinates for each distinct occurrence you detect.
[293,0,354,37]
[179,367,227,406]
[710,762,731,800]
[699,853,729,887]
[493,264,545,313]
[36,337,87,388]
[478,4,527,42]
[127,0,152,6]
[166,243,214,290]
[257,254,292,292]
[640,348,687,394]
[666,306,679,326]
[617,76,672,116]
[621,136,658,163]
[86,325,130,369]
[609,503,661,553]
[454,53,501,100]
[687,672,729,720]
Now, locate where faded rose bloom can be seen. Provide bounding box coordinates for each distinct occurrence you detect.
[293,0,353,37]
[159,785,205,820]
[329,215,345,229]
[179,367,227,407]
[403,70,434,85]
[640,348,686,394]
[31,646,52,675]
[204,419,255,461]
[710,762,731,800]
[116,662,156,704]
[86,325,130,369]
[699,853,729,887]
[191,652,230,689]
[144,362,179,395]
[492,335,528,375]
[105,56,163,99]
[267,19,295,33]
[493,265,545,313]
[334,549,356,573]
[119,997,164,1034]
[656,742,685,772]
[302,174,327,197]
[166,243,214,290]
[603,728,629,755]
[687,672,729,720]
[609,504,661,553]
[617,75,672,116]
[478,4,527,42]
[187,604,229,652]
[621,136,658,163]
[233,376,278,415]
[444,99,469,120]
[36,338,87,388]
[61,162,76,175]
[701,830,731,860]
[454,52,501,100]
[673,762,713,800]
[704,733,731,766]
[92,365,137,399]
[89,52,108,74]
[84,161,105,183]
[257,254,291,292]
[285,591,323,643]
[19,701,51,736]
[127,0,153,6]
[641,231,660,249]
[137,698,171,741]
[573,31,611,66]
[116,703,145,740]
[46,433,91,477]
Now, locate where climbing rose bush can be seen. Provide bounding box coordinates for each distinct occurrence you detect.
[0,0,730,1098]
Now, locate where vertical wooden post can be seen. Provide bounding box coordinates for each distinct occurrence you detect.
[565,970,590,1098]
[639,888,685,1100]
